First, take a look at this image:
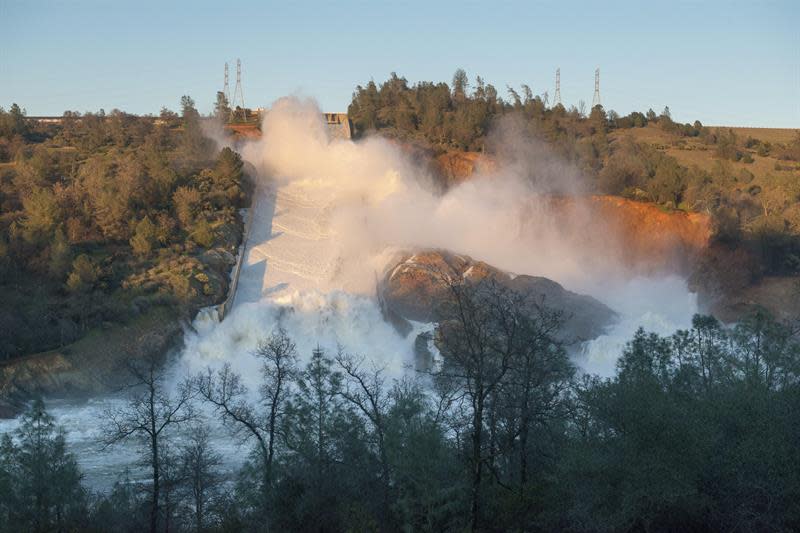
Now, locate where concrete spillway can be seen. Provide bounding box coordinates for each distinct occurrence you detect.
[233,184,334,306]
[230,181,366,309]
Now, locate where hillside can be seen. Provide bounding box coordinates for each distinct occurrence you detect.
[0,102,247,363]
[611,123,800,185]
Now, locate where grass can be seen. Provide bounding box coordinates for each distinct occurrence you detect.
[710,127,799,145]
[611,124,800,182]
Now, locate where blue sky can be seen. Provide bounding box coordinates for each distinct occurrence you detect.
[1,0,798,127]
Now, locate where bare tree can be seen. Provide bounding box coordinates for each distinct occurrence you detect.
[102,356,195,533]
[433,277,522,532]
[335,351,392,519]
[195,328,297,496]
[497,301,572,487]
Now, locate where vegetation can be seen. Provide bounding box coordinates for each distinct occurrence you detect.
[349,72,800,276]
[1,75,798,531]
[0,101,246,360]
[0,276,798,532]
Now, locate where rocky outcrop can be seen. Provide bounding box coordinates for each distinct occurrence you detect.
[380,250,617,345]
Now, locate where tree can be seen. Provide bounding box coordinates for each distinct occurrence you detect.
[191,218,214,248]
[196,329,298,506]
[501,303,572,489]
[452,69,468,101]
[212,147,244,205]
[48,226,72,279]
[130,215,158,257]
[0,398,87,533]
[173,186,202,229]
[102,356,195,533]
[336,352,393,520]
[179,95,209,161]
[65,254,98,293]
[179,425,222,532]
[6,103,28,137]
[279,346,360,530]
[432,277,524,531]
[214,91,231,122]
[21,186,61,244]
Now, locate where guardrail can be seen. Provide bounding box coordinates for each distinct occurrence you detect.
[216,195,256,320]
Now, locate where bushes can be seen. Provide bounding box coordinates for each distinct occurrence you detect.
[66,254,98,293]
[191,219,214,248]
[0,103,246,358]
[130,216,157,257]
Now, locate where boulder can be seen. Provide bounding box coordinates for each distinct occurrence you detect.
[380,250,617,344]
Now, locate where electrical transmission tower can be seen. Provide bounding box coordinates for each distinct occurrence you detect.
[223,62,230,104]
[592,68,601,108]
[231,58,246,119]
[554,68,562,107]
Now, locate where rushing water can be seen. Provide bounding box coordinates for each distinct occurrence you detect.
[0,275,698,491]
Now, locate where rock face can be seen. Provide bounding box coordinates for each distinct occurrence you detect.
[434,151,496,188]
[544,195,713,277]
[380,250,617,344]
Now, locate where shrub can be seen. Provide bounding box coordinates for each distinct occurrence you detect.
[130,216,157,257]
[65,254,98,293]
[191,219,214,248]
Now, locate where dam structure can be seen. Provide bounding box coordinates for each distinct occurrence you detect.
[222,111,352,140]
[28,113,353,139]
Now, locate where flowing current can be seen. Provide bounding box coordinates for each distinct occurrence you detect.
[0,99,698,490]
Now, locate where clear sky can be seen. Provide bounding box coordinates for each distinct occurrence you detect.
[1,0,798,127]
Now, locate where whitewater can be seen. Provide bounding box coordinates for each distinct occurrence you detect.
[0,98,698,490]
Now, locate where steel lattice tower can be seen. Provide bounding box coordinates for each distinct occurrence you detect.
[554,68,562,107]
[223,62,230,104]
[232,58,245,111]
[592,68,601,108]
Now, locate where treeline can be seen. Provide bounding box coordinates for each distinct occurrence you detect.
[0,99,245,359]
[349,72,800,275]
[2,278,798,532]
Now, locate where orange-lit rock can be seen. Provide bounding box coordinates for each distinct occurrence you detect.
[380,250,617,344]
